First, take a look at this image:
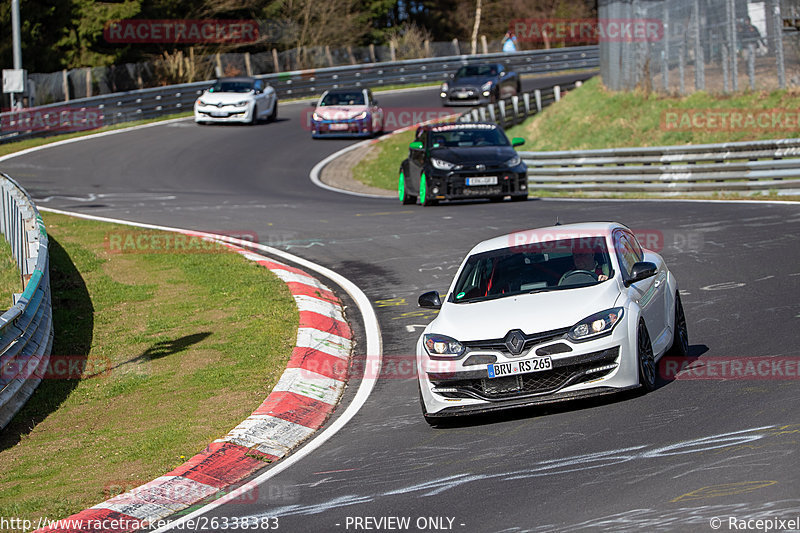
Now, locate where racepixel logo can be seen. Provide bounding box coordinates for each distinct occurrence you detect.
[0,106,103,134]
[510,18,664,43]
[302,108,456,132]
[104,20,259,44]
[1,355,111,381]
[662,109,800,133]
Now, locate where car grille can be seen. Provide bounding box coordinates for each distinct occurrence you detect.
[432,346,620,401]
[463,327,571,356]
[447,173,524,197]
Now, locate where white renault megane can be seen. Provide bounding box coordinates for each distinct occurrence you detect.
[416,222,689,424]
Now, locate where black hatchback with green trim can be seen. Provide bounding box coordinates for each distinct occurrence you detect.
[398,122,528,206]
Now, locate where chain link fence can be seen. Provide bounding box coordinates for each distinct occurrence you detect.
[599,0,799,93]
[6,39,517,109]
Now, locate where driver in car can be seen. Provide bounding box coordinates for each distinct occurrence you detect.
[572,251,609,281]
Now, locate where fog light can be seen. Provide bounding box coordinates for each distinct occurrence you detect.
[482,91,490,96]
[440,92,447,98]
[520,184,527,190]
[432,187,440,194]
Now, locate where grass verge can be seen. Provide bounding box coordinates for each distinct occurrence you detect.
[504,77,800,149]
[0,238,22,311]
[0,213,298,525]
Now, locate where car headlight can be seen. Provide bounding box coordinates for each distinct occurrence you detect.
[503,155,521,167]
[424,334,465,359]
[568,308,624,342]
[481,81,493,92]
[197,99,208,106]
[353,111,368,120]
[235,101,249,107]
[312,112,322,121]
[431,158,456,170]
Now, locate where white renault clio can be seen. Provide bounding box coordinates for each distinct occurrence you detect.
[416,222,689,424]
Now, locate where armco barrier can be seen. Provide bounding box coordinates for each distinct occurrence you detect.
[520,138,800,193]
[0,46,599,144]
[0,173,53,429]
[457,81,581,129]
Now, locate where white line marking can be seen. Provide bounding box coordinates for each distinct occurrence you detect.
[37,207,382,532]
[308,140,392,199]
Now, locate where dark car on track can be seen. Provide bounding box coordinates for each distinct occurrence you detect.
[398,122,528,205]
[440,63,521,106]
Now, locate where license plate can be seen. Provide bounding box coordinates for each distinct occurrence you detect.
[487,356,552,379]
[466,176,498,186]
[210,111,228,117]
[329,123,349,130]
[455,91,469,98]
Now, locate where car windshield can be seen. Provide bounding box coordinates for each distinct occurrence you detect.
[455,65,498,78]
[451,237,614,303]
[210,80,254,93]
[429,124,508,148]
[320,91,364,106]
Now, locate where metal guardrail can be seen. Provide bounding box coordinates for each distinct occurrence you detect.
[456,81,582,129]
[520,139,800,192]
[0,46,599,144]
[0,173,53,429]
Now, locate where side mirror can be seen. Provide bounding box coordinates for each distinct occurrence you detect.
[418,291,442,309]
[409,141,424,150]
[624,262,657,287]
[511,137,525,147]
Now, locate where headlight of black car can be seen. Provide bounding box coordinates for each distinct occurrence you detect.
[503,155,521,167]
[431,158,456,170]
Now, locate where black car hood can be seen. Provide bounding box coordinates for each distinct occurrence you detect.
[430,146,516,165]
[450,75,498,88]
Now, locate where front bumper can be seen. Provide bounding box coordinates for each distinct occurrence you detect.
[424,166,528,200]
[441,87,492,106]
[311,118,373,137]
[418,318,639,417]
[194,104,252,123]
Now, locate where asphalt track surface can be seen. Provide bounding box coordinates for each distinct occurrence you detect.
[4,73,800,532]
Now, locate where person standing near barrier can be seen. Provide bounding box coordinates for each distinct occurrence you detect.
[502,30,518,53]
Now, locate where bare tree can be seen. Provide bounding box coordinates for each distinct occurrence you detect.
[470,0,483,55]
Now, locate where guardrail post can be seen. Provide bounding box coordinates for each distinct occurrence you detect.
[479,107,487,122]
[488,104,497,124]
[534,90,542,112]
[522,92,531,116]
[511,95,520,123]
[554,86,561,102]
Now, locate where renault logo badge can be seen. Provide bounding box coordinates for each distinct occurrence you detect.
[504,330,526,355]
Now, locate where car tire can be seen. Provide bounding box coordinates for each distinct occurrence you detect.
[267,99,278,122]
[418,174,438,206]
[637,320,657,392]
[667,293,689,357]
[398,170,416,205]
[249,106,258,125]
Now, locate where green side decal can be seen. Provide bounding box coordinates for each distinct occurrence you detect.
[456,292,465,299]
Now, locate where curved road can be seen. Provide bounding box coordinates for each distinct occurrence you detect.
[4,74,800,532]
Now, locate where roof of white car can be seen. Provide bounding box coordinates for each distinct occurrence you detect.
[470,222,624,255]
